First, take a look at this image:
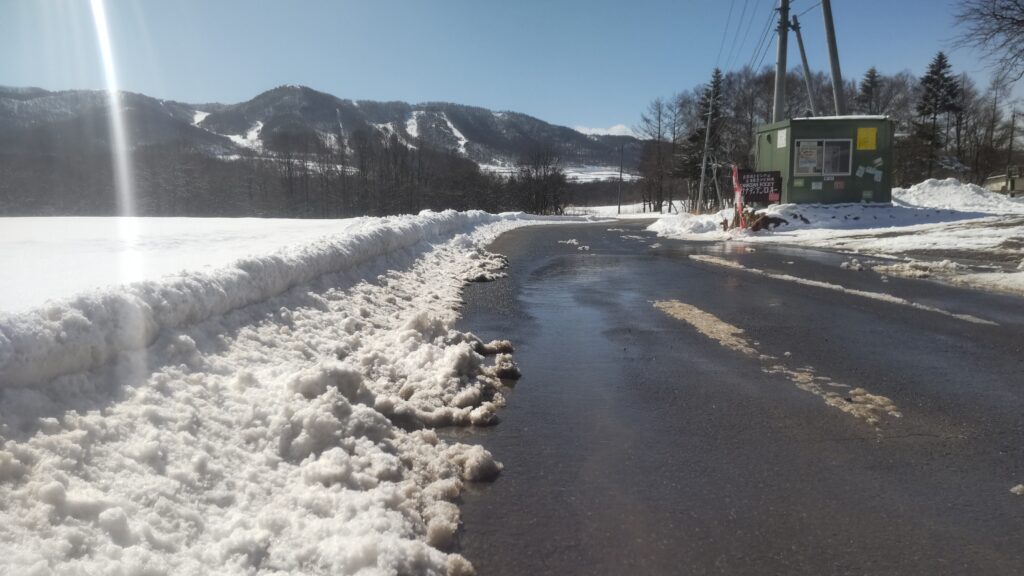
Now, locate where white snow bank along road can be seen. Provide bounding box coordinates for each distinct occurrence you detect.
[648,178,1023,242]
[647,179,1024,296]
[649,179,1022,259]
[0,212,527,387]
[0,211,568,575]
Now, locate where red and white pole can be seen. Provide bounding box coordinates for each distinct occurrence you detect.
[732,165,745,229]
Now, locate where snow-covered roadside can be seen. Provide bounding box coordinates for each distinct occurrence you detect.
[0,217,382,313]
[565,200,685,219]
[0,212,526,387]
[647,179,1024,297]
[0,211,571,575]
[874,259,1024,298]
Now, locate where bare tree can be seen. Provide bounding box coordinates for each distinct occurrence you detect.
[636,98,671,212]
[955,0,1024,82]
[514,147,567,214]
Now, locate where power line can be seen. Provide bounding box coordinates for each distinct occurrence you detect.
[724,0,752,71]
[730,0,762,71]
[715,0,738,68]
[745,23,769,71]
[797,2,821,18]
[747,1,778,71]
[754,22,776,71]
[747,1,779,71]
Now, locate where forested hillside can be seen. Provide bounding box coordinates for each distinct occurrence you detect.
[0,85,642,216]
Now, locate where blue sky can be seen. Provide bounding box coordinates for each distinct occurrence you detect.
[0,0,993,132]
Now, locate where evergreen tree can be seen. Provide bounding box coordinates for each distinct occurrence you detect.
[677,70,725,176]
[917,52,959,120]
[677,68,725,210]
[857,67,882,114]
[915,52,960,176]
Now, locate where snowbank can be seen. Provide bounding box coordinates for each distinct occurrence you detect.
[647,200,986,242]
[754,201,984,231]
[0,211,572,575]
[647,208,734,239]
[646,179,1017,242]
[646,179,1024,298]
[0,211,521,388]
[648,178,1016,243]
[893,178,1024,214]
[875,259,1024,298]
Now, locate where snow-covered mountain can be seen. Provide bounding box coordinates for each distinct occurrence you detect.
[0,84,641,172]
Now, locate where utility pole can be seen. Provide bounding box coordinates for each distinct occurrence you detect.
[821,0,846,115]
[712,164,723,208]
[697,100,714,213]
[1007,109,1016,193]
[617,144,623,215]
[772,0,790,123]
[791,15,817,117]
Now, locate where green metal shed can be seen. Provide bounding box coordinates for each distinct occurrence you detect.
[754,116,894,204]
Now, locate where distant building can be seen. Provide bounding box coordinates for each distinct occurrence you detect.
[983,171,1022,198]
[754,116,895,204]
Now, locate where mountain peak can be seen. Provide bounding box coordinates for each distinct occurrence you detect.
[0,84,641,171]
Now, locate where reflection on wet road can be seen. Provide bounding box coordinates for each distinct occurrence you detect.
[454,220,1024,576]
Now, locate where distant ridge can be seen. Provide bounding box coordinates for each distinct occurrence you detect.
[0,84,641,173]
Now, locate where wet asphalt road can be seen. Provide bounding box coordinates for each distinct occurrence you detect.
[451,220,1024,576]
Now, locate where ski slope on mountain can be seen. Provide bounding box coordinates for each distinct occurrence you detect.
[0,211,575,575]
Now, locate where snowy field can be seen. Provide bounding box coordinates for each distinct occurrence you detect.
[0,217,379,312]
[647,179,1024,297]
[479,163,641,183]
[0,210,577,575]
[565,200,686,218]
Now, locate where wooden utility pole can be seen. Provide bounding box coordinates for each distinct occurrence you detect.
[822,0,847,115]
[791,15,817,117]
[712,164,723,208]
[772,0,790,123]
[1007,110,1016,192]
[697,100,714,213]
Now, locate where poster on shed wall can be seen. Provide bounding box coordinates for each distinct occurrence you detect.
[796,141,820,174]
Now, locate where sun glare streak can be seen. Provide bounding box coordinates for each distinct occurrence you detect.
[90,0,143,287]
[89,0,133,217]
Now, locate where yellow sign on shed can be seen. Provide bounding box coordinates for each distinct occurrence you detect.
[857,127,877,151]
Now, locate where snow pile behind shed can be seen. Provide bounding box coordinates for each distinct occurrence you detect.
[892,178,1024,214]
